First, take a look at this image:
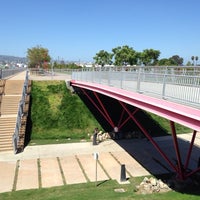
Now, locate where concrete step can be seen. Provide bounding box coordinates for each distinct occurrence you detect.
[0,131,13,135]
[0,139,12,143]
[0,138,12,143]
[0,136,12,141]
[4,80,24,95]
[0,132,14,152]
[0,123,15,128]
[0,122,16,125]
[0,76,26,153]
[0,116,16,152]
[0,132,12,136]
[1,95,21,115]
[0,117,16,134]
[1,96,21,115]
[0,130,15,134]
[0,119,16,123]
[0,144,13,152]
[0,125,14,130]
[1,111,18,115]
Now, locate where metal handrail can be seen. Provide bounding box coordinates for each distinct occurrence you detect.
[71,66,200,109]
[13,70,29,154]
[0,68,26,79]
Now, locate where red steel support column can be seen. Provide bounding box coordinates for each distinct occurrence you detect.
[81,88,114,127]
[184,130,197,171]
[118,108,139,130]
[118,108,125,128]
[186,166,200,178]
[170,121,184,180]
[93,91,115,128]
[119,101,178,173]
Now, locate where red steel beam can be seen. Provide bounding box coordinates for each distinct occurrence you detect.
[118,108,125,128]
[119,101,178,173]
[170,121,184,180]
[71,80,200,179]
[184,130,197,171]
[80,88,114,127]
[118,108,139,130]
[186,166,200,178]
[93,91,115,128]
[70,80,200,132]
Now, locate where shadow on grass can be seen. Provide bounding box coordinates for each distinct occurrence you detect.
[96,180,110,187]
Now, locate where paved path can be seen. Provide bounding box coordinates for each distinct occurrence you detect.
[0,133,200,193]
[0,140,150,193]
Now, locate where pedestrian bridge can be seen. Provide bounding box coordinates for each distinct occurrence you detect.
[70,66,200,180]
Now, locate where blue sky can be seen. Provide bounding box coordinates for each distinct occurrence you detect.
[0,0,200,63]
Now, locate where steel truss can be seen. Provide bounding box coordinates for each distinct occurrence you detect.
[71,81,200,180]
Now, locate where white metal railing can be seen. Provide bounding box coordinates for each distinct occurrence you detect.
[0,68,26,79]
[12,70,29,153]
[71,66,200,109]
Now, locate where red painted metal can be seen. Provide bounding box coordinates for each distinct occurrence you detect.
[186,166,200,178]
[170,121,184,179]
[184,130,197,171]
[80,88,114,127]
[71,80,200,180]
[93,91,115,128]
[117,108,125,129]
[118,108,139,130]
[70,80,200,132]
[119,101,178,173]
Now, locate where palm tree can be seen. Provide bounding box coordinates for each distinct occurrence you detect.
[195,56,198,66]
[191,56,195,65]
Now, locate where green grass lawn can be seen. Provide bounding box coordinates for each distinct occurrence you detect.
[0,179,199,200]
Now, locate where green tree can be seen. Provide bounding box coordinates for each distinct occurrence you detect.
[169,55,183,66]
[186,61,192,66]
[157,58,173,66]
[112,45,138,66]
[27,45,51,68]
[93,50,112,66]
[53,61,58,69]
[140,49,160,66]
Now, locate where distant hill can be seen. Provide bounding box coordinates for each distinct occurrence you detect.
[0,55,27,63]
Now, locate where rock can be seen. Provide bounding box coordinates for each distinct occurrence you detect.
[114,188,126,193]
[149,177,157,186]
[136,177,171,194]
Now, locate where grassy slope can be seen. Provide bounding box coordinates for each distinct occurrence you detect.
[30,81,100,144]
[29,81,191,145]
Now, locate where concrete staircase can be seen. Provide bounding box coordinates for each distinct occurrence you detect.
[4,80,24,95]
[0,76,30,153]
[0,117,16,151]
[1,96,21,115]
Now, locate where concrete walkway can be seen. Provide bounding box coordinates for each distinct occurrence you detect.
[0,140,150,193]
[0,133,200,193]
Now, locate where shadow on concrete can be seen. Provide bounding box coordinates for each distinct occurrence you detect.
[114,136,200,194]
